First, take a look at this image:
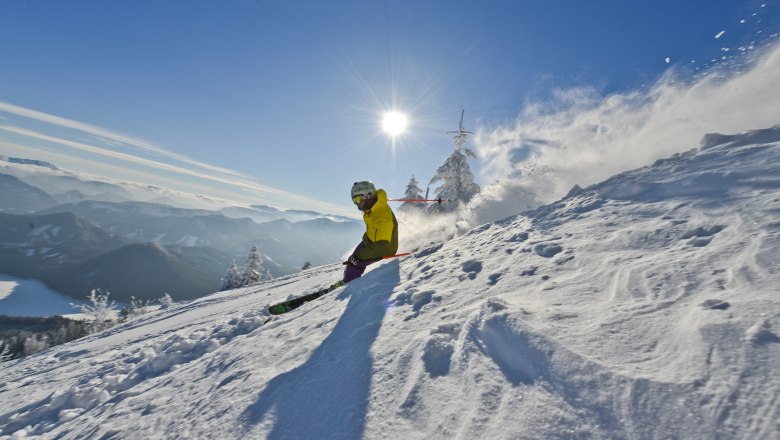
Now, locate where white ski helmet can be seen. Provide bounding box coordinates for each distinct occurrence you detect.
[351,181,376,210]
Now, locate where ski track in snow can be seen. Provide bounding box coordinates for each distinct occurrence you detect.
[1,127,780,438]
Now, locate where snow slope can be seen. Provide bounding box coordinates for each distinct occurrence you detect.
[1,127,779,439]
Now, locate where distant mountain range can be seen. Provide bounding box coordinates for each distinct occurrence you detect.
[0,156,362,304]
[0,155,58,170]
[0,174,59,213]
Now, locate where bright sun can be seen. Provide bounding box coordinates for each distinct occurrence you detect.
[382,111,408,136]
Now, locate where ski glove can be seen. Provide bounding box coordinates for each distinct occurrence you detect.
[344,255,360,267]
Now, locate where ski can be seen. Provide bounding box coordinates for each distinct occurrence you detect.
[268,282,343,315]
[268,253,411,315]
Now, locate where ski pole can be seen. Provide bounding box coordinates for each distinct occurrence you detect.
[383,252,411,259]
[388,198,446,204]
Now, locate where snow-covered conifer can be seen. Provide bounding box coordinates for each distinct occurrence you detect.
[240,245,263,287]
[220,260,242,291]
[399,175,425,212]
[428,146,480,213]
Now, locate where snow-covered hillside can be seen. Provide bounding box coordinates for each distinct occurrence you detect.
[1,127,778,439]
[0,276,86,317]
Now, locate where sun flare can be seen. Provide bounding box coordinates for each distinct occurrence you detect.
[382,111,408,136]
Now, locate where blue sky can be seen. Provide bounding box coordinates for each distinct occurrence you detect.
[1,0,778,216]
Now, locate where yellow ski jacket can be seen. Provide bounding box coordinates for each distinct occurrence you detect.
[355,189,399,260]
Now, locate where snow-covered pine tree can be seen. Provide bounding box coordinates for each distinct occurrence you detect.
[428,110,481,213]
[219,260,242,291]
[428,146,480,213]
[240,245,263,287]
[399,175,424,212]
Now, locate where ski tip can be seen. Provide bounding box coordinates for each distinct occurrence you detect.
[268,304,286,315]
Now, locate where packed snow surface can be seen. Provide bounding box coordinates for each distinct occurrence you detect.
[1,127,779,438]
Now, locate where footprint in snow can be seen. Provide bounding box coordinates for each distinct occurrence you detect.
[422,323,460,378]
[507,231,530,243]
[460,260,483,281]
[520,266,538,276]
[533,243,563,258]
[394,289,440,321]
[411,290,435,312]
[682,225,725,247]
[422,338,455,377]
[700,299,730,310]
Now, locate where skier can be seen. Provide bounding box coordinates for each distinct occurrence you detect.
[340,181,398,285]
[268,181,398,315]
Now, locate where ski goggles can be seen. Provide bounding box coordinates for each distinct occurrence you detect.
[353,192,376,206]
[352,194,367,206]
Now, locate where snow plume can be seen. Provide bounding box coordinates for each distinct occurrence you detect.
[397,209,460,252]
[465,42,780,228]
[456,182,541,233]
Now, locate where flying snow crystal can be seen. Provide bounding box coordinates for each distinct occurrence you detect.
[665,57,671,64]
[715,30,726,39]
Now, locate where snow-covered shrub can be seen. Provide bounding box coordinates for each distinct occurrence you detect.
[0,340,13,362]
[122,296,151,320]
[158,293,175,309]
[72,289,117,333]
[22,334,49,356]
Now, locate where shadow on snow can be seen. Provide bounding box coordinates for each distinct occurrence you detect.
[241,260,400,440]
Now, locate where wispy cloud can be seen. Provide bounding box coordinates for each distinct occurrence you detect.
[0,102,355,216]
[0,101,245,179]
